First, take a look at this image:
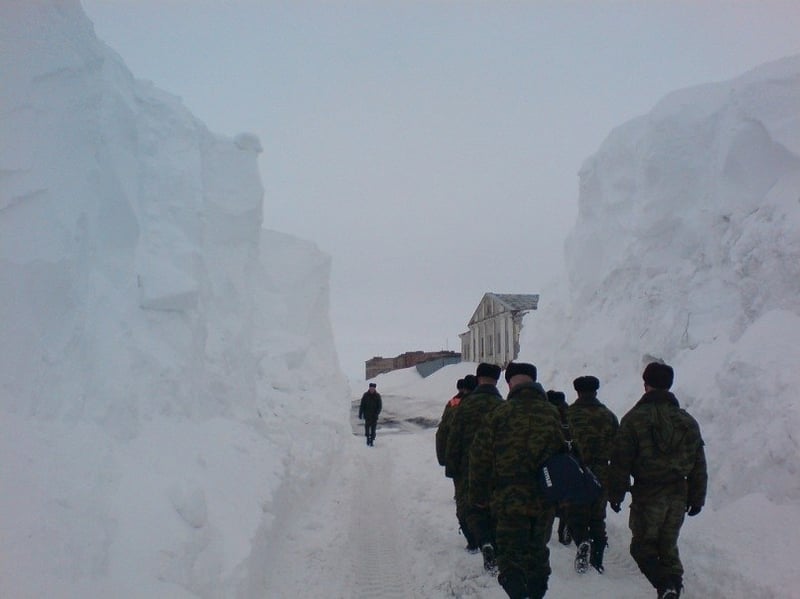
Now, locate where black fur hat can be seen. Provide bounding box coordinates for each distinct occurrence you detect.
[643,362,674,389]
[573,375,600,393]
[476,362,501,380]
[504,361,538,382]
[463,374,478,391]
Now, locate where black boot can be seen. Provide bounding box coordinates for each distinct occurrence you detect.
[459,519,479,552]
[527,577,548,599]
[481,542,497,572]
[557,519,571,545]
[498,568,529,599]
[574,540,590,574]
[590,539,607,573]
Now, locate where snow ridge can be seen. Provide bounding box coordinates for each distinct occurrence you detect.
[0,2,348,597]
[521,55,800,509]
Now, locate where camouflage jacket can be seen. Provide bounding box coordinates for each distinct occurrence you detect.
[468,382,565,516]
[444,384,503,479]
[566,395,619,485]
[608,389,707,507]
[435,393,463,466]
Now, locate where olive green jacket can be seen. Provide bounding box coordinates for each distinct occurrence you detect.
[608,389,707,507]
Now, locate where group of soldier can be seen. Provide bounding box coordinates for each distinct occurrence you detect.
[435,360,707,599]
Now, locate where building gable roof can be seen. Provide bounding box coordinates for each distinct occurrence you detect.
[467,292,539,326]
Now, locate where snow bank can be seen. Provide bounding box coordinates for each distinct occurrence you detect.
[0,1,347,597]
[519,55,800,505]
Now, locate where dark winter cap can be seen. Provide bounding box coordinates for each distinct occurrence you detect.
[504,361,537,382]
[463,375,478,391]
[476,362,502,380]
[456,378,466,391]
[643,362,674,390]
[573,376,600,393]
[546,390,566,406]
[369,382,377,388]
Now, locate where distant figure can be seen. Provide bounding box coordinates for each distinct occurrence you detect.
[565,376,619,574]
[436,375,478,549]
[608,363,707,599]
[469,362,565,599]
[358,382,382,446]
[445,363,503,569]
[546,389,572,546]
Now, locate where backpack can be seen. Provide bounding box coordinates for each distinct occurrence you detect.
[538,452,603,504]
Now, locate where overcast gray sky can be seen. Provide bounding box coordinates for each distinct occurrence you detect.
[81,1,800,380]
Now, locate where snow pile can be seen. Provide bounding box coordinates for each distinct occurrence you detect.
[0,2,347,597]
[518,54,800,591]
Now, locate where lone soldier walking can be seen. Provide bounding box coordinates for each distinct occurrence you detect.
[358,382,382,446]
[566,375,619,574]
[469,362,565,599]
[445,363,503,566]
[608,362,707,599]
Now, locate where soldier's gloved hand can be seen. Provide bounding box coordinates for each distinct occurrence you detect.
[609,501,622,513]
[686,504,702,516]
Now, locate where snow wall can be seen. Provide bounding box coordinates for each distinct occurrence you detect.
[521,55,800,509]
[0,1,349,597]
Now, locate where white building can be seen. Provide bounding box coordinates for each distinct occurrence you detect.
[459,293,539,366]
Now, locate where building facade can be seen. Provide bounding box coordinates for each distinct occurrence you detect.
[459,293,539,366]
[365,350,461,380]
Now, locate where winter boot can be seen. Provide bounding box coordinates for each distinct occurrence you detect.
[574,541,591,574]
[557,519,571,545]
[590,539,606,573]
[459,521,479,552]
[481,542,497,573]
[658,588,679,599]
[526,577,548,599]
[498,568,529,599]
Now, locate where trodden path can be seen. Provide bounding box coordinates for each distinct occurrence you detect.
[259,396,742,598]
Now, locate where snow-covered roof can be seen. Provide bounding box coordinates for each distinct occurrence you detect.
[487,293,539,312]
[466,292,539,327]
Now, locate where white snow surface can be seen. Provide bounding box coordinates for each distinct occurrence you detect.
[1,2,347,597]
[3,1,800,598]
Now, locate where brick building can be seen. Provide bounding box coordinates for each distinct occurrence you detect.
[365,350,461,380]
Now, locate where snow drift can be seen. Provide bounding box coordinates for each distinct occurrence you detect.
[0,1,348,597]
[521,55,800,508]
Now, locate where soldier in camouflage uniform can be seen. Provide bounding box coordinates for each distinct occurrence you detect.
[445,363,503,565]
[565,375,619,574]
[608,362,707,599]
[469,362,565,599]
[436,375,478,549]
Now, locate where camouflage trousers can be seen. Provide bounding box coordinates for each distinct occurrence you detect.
[455,477,492,547]
[494,507,556,599]
[452,477,475,546]
[565,489,608,546]
[629,492,686,590]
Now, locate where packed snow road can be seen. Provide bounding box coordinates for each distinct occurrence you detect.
[259,393,772,598]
